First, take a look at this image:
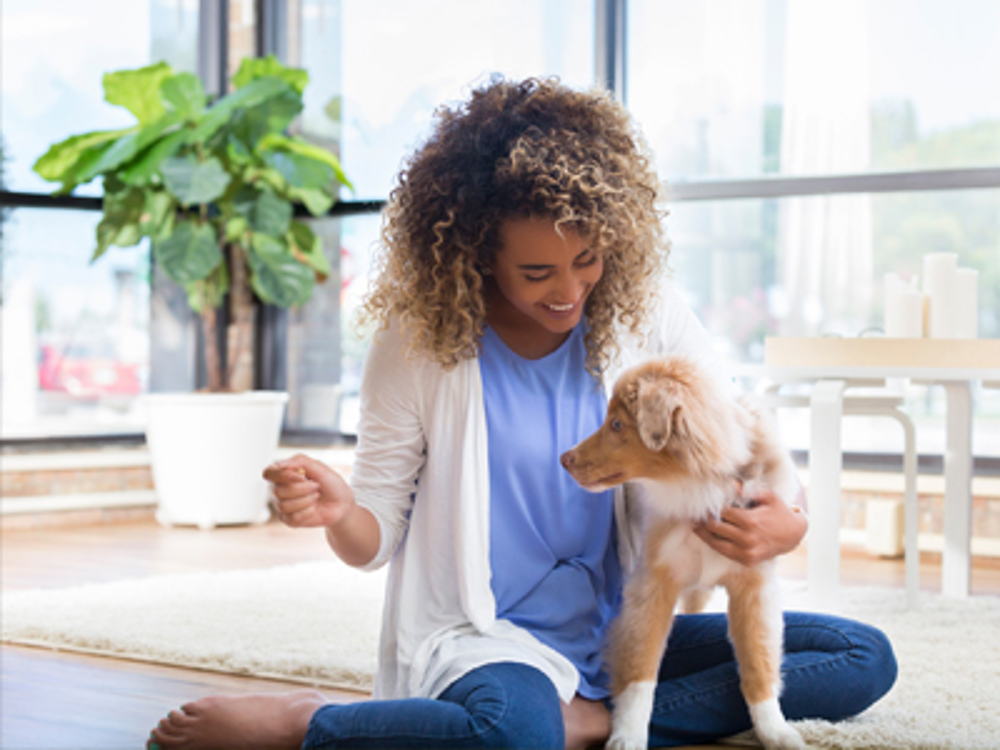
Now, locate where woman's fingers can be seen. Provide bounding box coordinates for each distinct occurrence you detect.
[271,478,319,501]
[273,489,320,514]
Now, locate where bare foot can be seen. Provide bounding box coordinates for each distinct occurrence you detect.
[562,695,611,750]
[148,690,327,750]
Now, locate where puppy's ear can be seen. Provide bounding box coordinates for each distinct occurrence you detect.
[636,378,678,451]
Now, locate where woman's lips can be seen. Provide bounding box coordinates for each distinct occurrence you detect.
[542,300,579,316]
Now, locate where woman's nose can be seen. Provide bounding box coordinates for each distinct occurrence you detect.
[554,271,585,301]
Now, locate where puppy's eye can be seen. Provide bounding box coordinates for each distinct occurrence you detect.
[610,419,622,432]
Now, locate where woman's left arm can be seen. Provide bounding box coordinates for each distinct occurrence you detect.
[693,488,808,566]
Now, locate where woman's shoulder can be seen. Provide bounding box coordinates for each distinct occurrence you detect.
[364,316,478,393]
[614,282,698,354]
[613,282,735,386]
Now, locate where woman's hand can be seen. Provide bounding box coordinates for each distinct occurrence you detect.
[693,487,808,566]
[264,454,381,567]
[263,454,354,529]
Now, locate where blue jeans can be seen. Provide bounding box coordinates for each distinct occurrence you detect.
[301,612,897,749]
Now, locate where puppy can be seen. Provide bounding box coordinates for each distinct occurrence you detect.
[560,356,805,750]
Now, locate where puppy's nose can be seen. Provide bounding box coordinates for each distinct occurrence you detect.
[560,451,576,470]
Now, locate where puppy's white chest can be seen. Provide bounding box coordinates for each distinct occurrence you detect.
[653,524,731,588]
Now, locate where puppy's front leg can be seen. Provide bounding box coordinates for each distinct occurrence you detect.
[607,565,681,750]
[725,567,804,750]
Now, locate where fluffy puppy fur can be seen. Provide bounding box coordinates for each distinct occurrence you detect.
[561,356,804,750]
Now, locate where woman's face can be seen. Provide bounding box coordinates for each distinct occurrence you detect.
[489,216,604,337]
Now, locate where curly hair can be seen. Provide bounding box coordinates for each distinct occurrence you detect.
[357,76,668,376]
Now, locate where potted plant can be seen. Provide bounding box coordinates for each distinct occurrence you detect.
[33,56,352,528]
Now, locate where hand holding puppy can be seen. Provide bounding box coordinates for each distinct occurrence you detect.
[694,486,808,567]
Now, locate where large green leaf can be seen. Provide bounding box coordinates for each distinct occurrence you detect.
[154,220,222,284]
[262,150,334,191]
[103,62,174,124]
[32,127,134,184]
[232,55,309,95]
[139,190,177,239]
[248,233,314,307]
[287,220,330,278]
[118,128,190,185]
[160,73,207,120]
[249,166,290,194]
[161,155,232,206]
[184,264,229,314]
[288,186,334,216]
[258,133,352,189]
[75,111,184,183]
[250,189,293,237]
[187,77,292,144]
[230,89,303,148]
[94,188,146,259]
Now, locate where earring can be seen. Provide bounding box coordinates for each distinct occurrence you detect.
[478,263,493,276]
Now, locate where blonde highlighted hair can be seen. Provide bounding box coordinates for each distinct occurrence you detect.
[358,76,669,376]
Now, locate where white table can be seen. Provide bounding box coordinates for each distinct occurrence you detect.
[763,337,1000,603]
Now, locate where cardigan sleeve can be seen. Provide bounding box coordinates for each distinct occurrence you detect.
[350,322,428,570]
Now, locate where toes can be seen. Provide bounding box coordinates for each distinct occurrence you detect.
[170,708,197,725]
[152,709,195,747]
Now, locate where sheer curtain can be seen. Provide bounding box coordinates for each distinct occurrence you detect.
[778,0,873,336]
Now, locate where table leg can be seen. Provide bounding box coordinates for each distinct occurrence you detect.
[942,381,973,598]
[807,379,846,607]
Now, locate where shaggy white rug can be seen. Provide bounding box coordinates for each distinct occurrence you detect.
[3,563,998,749]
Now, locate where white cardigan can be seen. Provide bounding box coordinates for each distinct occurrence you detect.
[350,285,730,703]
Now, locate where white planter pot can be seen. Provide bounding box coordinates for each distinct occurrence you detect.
[142,391,289,529]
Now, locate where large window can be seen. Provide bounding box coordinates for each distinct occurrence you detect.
[1,0,199,440]
[628,0,1000,181]
[627,0,1000,461]
[288,0,596,200]
[3,0,998,460]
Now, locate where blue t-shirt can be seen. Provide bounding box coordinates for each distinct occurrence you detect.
[479,322,622,699]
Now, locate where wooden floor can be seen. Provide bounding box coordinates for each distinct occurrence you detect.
[3,518,1000,750]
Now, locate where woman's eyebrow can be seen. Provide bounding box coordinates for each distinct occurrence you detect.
[517,263,554,271]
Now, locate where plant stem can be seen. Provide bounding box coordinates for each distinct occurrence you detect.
[226,244,255,392]
[201,303,223,392]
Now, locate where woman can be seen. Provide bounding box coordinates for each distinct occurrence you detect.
[149,77,895,750]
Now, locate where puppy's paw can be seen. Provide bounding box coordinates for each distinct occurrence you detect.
[750,697,805,750]
[757,724,805,750]
[606,730,647,750]
[609,681,655,750]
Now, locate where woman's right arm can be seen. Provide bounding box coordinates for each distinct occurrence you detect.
[263,324,427,569]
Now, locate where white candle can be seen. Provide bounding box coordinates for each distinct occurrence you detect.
[954,267,979,339]
[883,273,903,336]
[893,289,926,338]
[922,253,958,338]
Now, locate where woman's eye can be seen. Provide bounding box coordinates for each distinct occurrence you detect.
[577,253,599,267]
[525,273,550,282]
